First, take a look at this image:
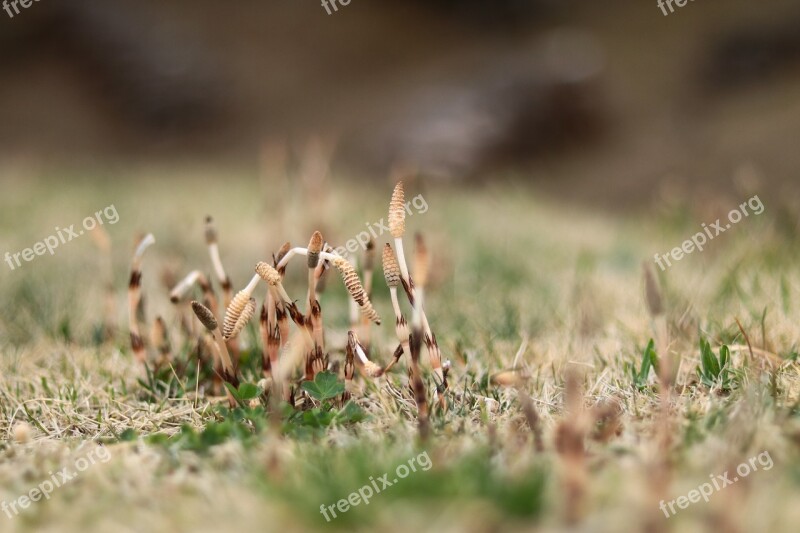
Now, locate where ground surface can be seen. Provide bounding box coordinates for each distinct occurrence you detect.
[0,173,799,532]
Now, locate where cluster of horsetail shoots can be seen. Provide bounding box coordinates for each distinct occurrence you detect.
[125,182,443,432]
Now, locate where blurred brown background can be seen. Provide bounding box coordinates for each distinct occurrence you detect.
[1,0,799,205]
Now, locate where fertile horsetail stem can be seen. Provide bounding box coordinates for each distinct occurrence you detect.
[223,273,261,333]
[151,316,171,367]
[307,231,324,329]
[224,297,256,340]
[128,234,155,365]
[382,243,401,288]
[275,241,291,277]
[347,331,383,378]
[414,233,443,384]
[191,301,238,390]
[389,180,406,239]
[205,216,233,307]
[409,311,429,440]
[359,239,376,351]
[383,243,410,372]
[332,257,381,325]
[256,261,310,339]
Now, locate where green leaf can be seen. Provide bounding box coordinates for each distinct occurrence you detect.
[301,372,345,401]
[118,428,138,442]
[700,339,718,377]
[238,383,259,400]
[224,382,243,405]
[335,401,367,424]
[719,345,730,369]
[640,339,654,380]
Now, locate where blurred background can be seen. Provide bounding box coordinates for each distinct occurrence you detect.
[1,0,799,206]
